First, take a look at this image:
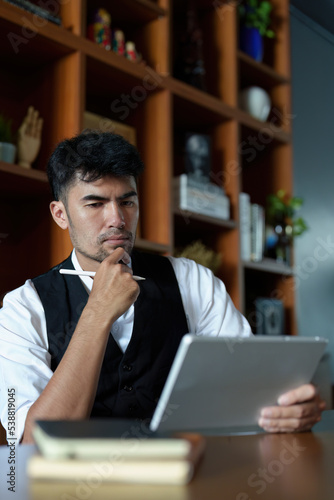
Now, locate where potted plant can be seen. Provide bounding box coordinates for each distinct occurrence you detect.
[265,189,308,265]
[238,0,275,62]
[0,113,16,164]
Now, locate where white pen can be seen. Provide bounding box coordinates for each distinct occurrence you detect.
[59,269,145,281]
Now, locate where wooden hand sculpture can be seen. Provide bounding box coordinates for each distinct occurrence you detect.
[17,106,43,169]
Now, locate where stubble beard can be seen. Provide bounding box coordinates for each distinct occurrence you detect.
[71,229,135,264]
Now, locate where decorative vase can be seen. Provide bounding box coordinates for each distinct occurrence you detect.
[0,142,16,163]
[239,25,264,62]
[239,86,271,122]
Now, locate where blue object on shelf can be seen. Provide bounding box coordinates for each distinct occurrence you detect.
[239,25,263,62]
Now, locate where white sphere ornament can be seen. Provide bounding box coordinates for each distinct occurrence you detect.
[239,86,271,122]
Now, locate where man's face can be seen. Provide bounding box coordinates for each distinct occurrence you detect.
[51,175,139,270]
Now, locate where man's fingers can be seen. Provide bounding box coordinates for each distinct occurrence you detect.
[258,391,326,433]
[260,400,321,420]
[277,384,317,406]
[259,414,322,433]
[105,247,130,265]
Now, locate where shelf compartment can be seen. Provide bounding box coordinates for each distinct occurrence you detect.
[0,162,48,196]
[237,112,291,144]
[174,208,236,229]
[169,77,234,124]
[135,238,171,254]
[0,4,85,67]
[173,210,240,308]
[84,0,168,73]
[238,51,290,89]
[171,0,237,104]
[244,266,296,335]
[85,49,165,103]
[241,141,293,209]
[173,210,237,256]
[242,258,293,276]
[85,0,167,28]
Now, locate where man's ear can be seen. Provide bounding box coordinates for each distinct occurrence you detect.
[50,201,69,230]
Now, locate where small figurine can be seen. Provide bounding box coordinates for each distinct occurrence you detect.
[113,30,125,56]
[17,106,43,169]
[125,41,137,61]
[87,8,112,50]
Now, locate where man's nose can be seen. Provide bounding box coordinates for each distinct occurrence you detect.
[105,203,125,228]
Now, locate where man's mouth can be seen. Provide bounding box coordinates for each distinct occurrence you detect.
[104,235,128,241]
[99,231,132,245]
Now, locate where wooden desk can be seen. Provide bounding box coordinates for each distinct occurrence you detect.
[2,411,334,500]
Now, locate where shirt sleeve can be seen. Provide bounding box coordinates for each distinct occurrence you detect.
[167,256,252,338]
[0,280,52,443]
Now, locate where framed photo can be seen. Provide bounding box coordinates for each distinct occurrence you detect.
[184,133,211,182]
[255,298,285,335]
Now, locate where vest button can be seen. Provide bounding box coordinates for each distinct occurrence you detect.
[123,385,133,392]
[123,364,133,372]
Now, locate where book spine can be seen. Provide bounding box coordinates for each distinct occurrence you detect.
[250,204,265,262]
[239,192,251,261]
[27,457,194,485]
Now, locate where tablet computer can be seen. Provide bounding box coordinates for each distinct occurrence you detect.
[149,334,328,433]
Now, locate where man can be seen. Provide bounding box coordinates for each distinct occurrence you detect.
[0,132,325,443]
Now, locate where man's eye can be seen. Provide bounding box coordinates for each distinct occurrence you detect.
[87,202,102,208]
[121,200,135,207]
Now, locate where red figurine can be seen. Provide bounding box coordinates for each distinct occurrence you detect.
[113,30,125,56]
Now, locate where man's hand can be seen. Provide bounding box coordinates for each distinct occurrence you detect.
[86,247,140,329]
[258,384,326,433]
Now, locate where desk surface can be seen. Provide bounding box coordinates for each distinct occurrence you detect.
[2,411,334,500]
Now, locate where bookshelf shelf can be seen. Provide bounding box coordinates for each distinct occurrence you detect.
[238,51,290,88]
[0,162,48,196]
[134,238,171,254]
[84,40,161,83]
[167,77,235,122]
[0,0,295,334]
[85,0,168,25]
[243,258,294,276]
[237,113,291,143]
[174,208,236,229]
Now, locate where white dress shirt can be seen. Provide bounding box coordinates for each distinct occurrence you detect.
[0,250,251,441]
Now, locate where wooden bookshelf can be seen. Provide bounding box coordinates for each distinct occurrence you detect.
[0,0,295,334]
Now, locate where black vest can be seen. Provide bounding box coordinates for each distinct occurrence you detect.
[32,251,189,420]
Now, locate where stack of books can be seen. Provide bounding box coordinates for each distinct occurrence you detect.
[27,419,206,485]
[3,0,62,25]
[174,174,230,220]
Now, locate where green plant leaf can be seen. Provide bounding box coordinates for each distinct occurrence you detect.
[238,0,275,39]
[0,114,13,143]
[266,190,308,238]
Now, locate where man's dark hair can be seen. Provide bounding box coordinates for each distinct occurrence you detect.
[47,131,145,201]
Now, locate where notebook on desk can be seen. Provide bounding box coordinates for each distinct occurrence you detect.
[149,334,328,434]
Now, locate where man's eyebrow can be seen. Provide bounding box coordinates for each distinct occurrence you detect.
[80,191,138,202]
[117,191,138,200]
[80,194,109,202]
